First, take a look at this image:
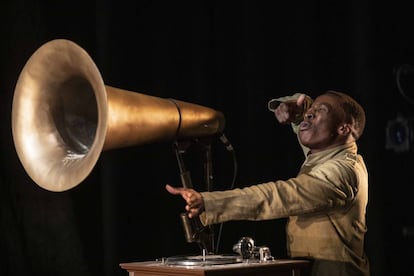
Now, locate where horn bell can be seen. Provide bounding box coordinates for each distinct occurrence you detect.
[12,39,225,192]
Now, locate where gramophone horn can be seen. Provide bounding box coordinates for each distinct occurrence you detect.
[12,39,225,192]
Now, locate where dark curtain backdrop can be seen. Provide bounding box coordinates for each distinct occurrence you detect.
[1,1,414,275]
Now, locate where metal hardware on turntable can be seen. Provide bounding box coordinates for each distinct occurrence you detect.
[162,237,274,266]
[232,236,274,262]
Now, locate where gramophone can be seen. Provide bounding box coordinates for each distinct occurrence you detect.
[12,40,280,268]
[11,39,243,264]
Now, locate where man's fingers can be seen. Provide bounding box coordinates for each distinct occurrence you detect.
[165,184,183,195]
[166,184,203,217]
[166,184,193,202]
[186,206,200,218]
[296,94,306,107]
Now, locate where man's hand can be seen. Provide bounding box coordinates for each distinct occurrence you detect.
[165,184,205,218]
[274,94,306,124]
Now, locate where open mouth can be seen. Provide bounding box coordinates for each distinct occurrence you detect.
[299,121,311,131]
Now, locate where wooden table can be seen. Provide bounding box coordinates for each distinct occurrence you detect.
[120,259,311,276]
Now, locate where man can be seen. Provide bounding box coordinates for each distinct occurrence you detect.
[166,91,370,275]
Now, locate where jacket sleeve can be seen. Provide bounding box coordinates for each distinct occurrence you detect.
[199,158,358,226]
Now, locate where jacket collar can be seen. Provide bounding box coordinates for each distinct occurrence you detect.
[303,142,358,166]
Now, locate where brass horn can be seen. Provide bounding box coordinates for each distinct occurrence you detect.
[12,39,225,192]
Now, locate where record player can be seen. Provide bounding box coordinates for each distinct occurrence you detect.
[119,236,310,276]
[163,236,274,266]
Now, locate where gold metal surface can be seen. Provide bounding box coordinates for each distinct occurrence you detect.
[12,39,225,192]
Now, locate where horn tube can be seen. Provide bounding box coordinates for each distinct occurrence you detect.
[12,39,225,192]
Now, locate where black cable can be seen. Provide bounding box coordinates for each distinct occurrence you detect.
[215,133,237,254]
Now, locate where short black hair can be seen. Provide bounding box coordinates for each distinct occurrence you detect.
[324,90,366,140]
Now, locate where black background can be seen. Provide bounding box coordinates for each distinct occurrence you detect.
[1,1,414,275]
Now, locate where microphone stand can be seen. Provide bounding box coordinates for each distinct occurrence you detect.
[174,139,215,254]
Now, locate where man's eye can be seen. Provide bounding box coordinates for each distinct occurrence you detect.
[316,107,328,113]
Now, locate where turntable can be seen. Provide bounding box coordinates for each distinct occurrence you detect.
[162,236,272,266]
[163,253,242,266]
[120,237,311,276]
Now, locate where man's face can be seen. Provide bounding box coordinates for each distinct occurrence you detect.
[298,94,345,153]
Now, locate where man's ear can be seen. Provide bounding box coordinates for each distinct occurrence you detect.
[338,124,352,136]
